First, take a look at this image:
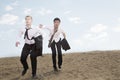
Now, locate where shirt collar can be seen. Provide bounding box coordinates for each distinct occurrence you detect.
[53,26,60,30]
[25,25,32,29]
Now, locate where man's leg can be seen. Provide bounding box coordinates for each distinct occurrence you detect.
[30,45,37,77]
[51,41,57,71]
[20,44,30,76]
[56,41,62,69]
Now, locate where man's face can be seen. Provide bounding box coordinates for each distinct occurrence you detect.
[54,20,60,28]
[25,17,32,25]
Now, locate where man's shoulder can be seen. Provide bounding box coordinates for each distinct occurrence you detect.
[58,27,65,32]
[59,27,63,30]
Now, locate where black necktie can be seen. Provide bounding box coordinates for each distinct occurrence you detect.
[49,30,58,43]
[24,29,30,40]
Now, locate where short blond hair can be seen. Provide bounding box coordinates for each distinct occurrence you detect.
[25,15,32,20]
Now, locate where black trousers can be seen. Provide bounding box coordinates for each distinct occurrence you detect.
[51,40,62,68]
[20,43,37,75]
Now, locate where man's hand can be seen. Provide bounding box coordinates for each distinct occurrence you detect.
[39,24,43,28]
[63,32,66,39]
[15,41,20,47]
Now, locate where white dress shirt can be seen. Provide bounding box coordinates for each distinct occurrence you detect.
[43,26,65,42]
[17,25,42,45]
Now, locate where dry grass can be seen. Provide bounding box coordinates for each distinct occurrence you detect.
[0,50,120,80]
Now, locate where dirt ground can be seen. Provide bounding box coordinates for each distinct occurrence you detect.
[0,50,120,80]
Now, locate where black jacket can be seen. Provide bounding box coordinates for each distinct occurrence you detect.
[61,38,71,51]
[34,35,43,56]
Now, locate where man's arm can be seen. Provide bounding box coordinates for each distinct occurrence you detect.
[62,32,66,39]
[61,29,66,39]
[39,24,52,32]
[15,29,24,47]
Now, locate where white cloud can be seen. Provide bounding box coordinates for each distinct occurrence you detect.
[113,26,120,32]
[90,24,107,33]
[69,17,80,24]
[64,10,71,15]
[24,8,32,15]
[38,8,53,16]
[84,24,108,41]
[0,13,19,25]
[84,32,108,41]
[5,5,13,11]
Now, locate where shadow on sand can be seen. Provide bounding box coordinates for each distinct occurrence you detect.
[11,70,61,80]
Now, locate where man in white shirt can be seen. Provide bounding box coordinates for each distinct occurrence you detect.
[15,16,42,78]
[40,17,66,71]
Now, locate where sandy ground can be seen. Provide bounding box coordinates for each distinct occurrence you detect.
[0,50,120,80]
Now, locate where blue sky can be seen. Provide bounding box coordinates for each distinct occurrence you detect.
[0,0,120,57]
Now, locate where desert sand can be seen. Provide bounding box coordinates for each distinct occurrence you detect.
[0,50,120,80]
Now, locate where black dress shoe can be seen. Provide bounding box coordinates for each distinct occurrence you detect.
[22,69,28,76]
[54,67,58,71]
[59,67,62,71]
[58,65,61,69]
[32,74,38,79]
